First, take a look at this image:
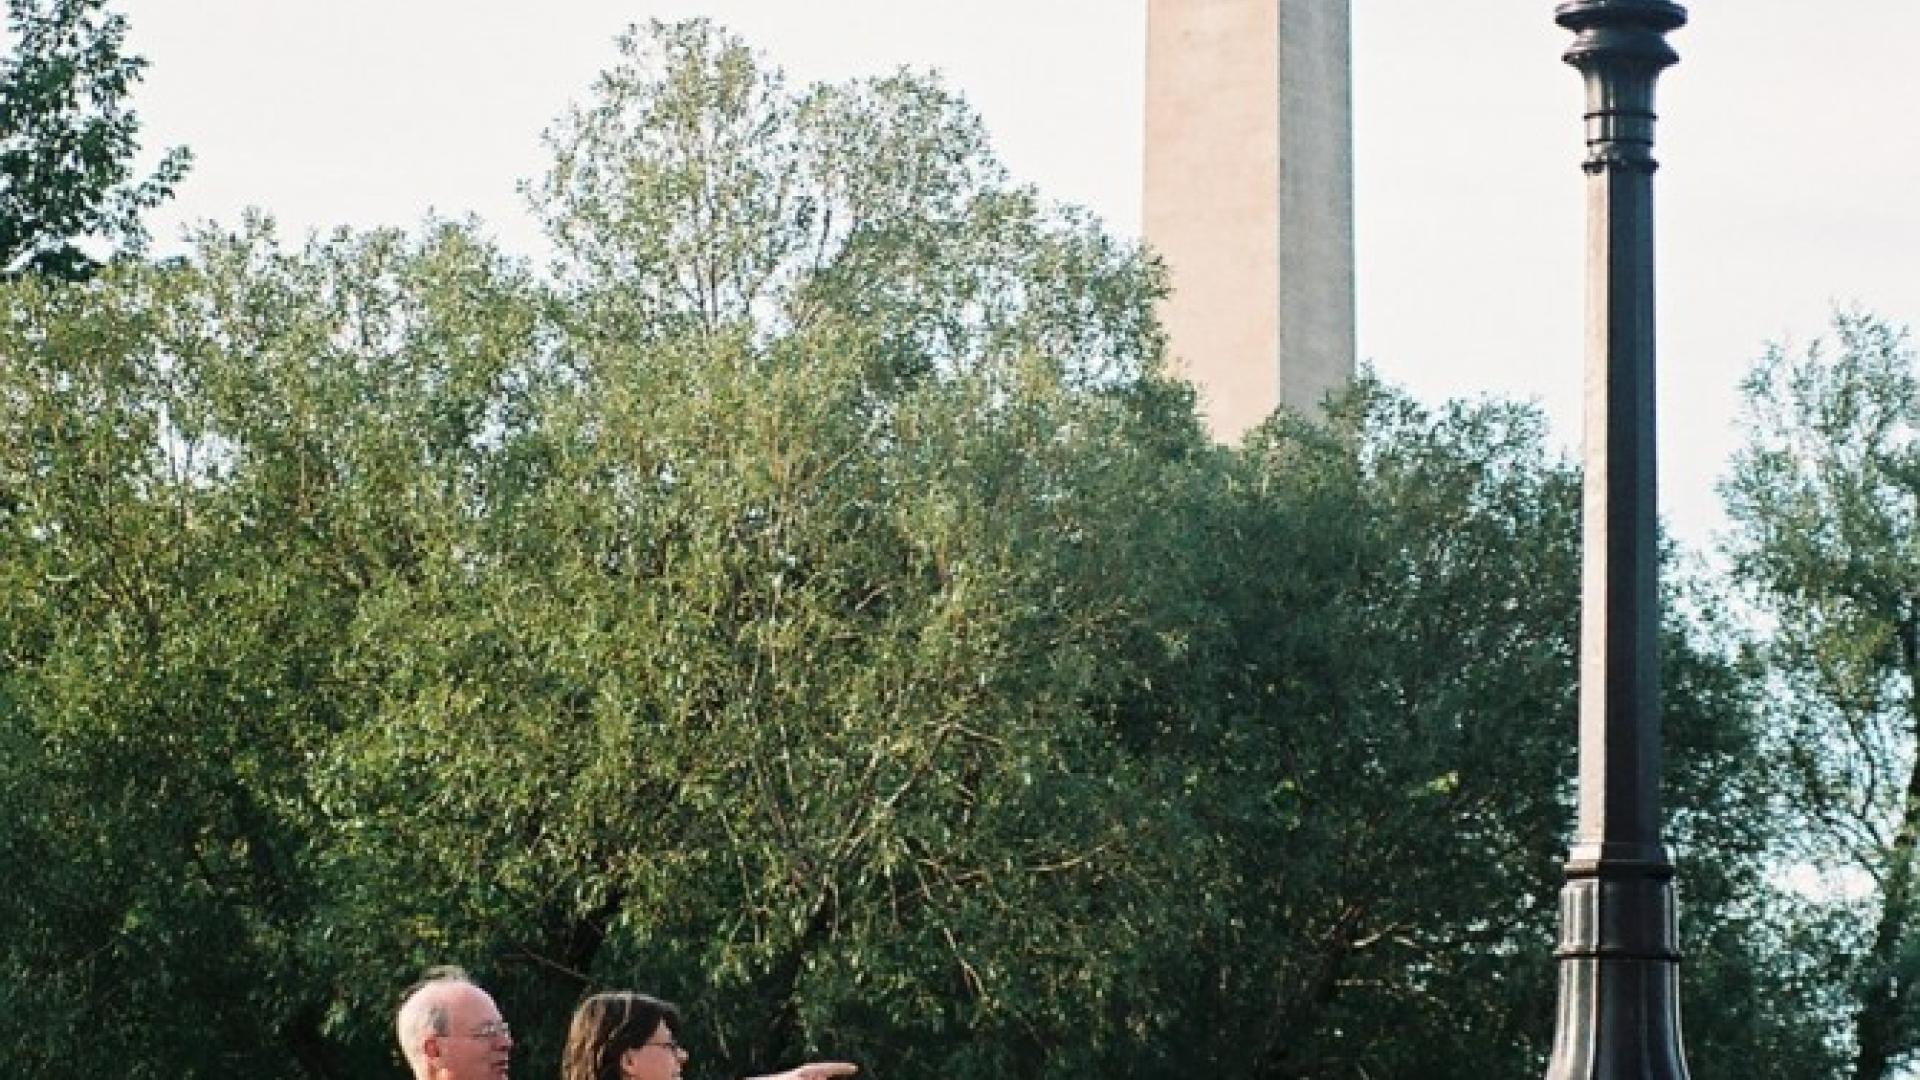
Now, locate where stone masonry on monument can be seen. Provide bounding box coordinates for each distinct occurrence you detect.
[1144,0,1355,440]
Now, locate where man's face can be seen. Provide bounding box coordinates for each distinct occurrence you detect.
[426,984,513,1080]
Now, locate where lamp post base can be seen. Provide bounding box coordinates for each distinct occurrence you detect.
[1545,864,1688,1079]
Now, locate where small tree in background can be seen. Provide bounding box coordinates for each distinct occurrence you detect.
[1,0,189,280]
[1725,311,1920,1080]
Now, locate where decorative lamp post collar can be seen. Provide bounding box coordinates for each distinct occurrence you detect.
[1557,1,1687,176]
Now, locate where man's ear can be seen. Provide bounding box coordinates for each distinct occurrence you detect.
[423,1033,443,1068]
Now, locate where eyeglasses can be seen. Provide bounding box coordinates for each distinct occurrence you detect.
[447,1021,512,1040]
[641,1039,688,1055]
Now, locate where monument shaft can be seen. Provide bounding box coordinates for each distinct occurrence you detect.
[1143,0,1354,440]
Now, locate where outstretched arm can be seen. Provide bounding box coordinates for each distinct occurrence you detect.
[750,1063,859,1080]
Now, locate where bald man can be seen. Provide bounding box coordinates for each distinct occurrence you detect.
[395,967,514,1080]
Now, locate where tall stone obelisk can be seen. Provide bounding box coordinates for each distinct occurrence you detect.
[1144,0,1355,441]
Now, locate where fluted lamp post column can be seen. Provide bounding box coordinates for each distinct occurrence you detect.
[1545,2,1690,1078]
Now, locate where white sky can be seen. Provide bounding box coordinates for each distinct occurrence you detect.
[124,0,1919,550]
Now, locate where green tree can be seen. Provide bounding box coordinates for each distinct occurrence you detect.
[1,0,189,280]
[1,20,1189,1074]
[0,217,549,1077]
[1724,310,1920,1080]
[1083,382,1792,1079]
[531,18,1159,388]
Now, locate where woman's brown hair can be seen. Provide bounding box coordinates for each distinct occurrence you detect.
[561,991,684,1080]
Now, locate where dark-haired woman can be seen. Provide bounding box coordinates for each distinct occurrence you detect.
[561,990,858,1080]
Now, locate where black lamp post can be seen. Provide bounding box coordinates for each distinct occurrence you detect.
[1545,2,1690,1077]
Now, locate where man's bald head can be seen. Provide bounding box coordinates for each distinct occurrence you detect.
[396,967,512,1080]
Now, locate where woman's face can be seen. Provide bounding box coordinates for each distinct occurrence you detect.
[620,1019,687,1080]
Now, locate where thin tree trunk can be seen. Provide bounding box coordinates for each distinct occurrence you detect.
[286,1001,346,1079]
[749,892,837,1069]
[1852,615,1920,1080]
[1257,903,1364,1078]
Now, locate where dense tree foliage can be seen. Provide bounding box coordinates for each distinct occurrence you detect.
[1,0,188,279]
[0,17,1830,1079]
[1725,311,1920,1080]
